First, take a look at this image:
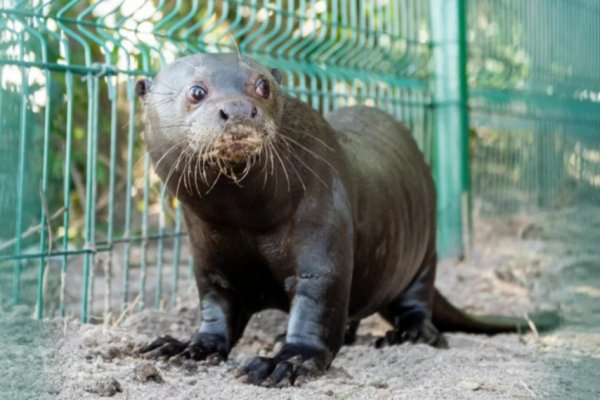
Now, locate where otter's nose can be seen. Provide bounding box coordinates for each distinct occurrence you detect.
[219,100,258,121]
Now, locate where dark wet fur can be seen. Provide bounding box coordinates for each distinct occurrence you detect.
[136,53,558,387]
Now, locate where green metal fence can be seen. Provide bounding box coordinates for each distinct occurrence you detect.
[0,0,438,322]
[468,0,600,214]
[1,0,599,322]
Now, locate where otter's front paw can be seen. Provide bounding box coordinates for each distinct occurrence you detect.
[236,343,330,387]
[139,333,228,362]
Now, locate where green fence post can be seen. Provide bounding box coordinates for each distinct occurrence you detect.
[430,0,470,259]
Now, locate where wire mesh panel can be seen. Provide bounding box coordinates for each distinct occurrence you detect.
[468,0,600,216]
[0,0,433,321]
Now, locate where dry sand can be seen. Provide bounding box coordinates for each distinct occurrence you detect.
[1,207,599,400]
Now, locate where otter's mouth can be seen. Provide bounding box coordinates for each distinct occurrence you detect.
[192,132,266,184]
[205,134,264,164]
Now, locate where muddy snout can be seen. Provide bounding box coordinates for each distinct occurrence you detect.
[213,122,264,163]
[209,100,267,163]
[186,97,275,164]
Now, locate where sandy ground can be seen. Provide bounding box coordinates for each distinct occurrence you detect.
[1,207,600,400]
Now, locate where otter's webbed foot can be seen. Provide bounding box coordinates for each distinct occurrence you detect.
[236,343,329,387]
[375,319,448,348]
[139,332,228,362]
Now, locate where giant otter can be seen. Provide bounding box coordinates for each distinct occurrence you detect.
[135,53,556,387]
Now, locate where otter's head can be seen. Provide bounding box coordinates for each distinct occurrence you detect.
[136,53,284,183]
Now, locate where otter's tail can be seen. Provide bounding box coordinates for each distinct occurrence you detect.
[432,288,559,334]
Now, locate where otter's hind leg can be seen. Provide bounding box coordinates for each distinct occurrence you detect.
[376,254,448,348]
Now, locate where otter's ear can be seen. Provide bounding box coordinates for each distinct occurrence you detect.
[270,68,282,85]
[135,78,152,98]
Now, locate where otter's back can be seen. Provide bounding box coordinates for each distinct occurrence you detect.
[325,105,436,316]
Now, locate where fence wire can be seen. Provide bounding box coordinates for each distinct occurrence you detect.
[0,0,433,321]
[468,0,600,215]
[1,0,599,322]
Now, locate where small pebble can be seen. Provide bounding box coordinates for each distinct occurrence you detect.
[182,359,198,374]
[134,363,164,383]
[168,355,184,366]
[456,379,482,391]
[101,346,121,361]
[84,376,122,397]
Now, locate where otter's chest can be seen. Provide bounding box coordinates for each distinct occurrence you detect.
[203,226,297,311]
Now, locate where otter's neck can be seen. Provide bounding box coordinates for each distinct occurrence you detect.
[182,162,310,230]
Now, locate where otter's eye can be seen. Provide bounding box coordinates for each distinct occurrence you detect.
[188,85,207,103]
[255,79,270,99]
